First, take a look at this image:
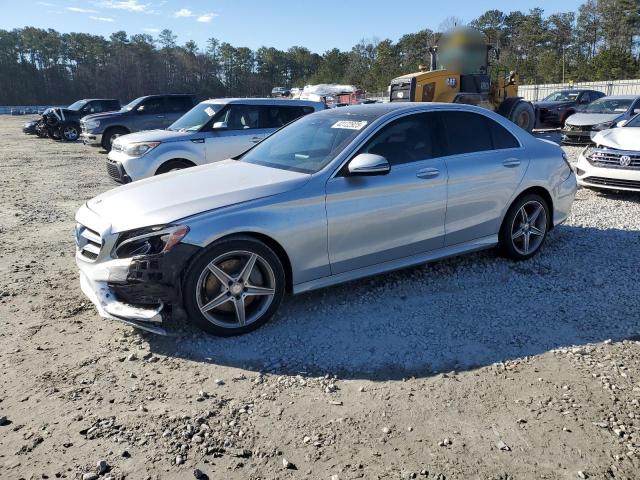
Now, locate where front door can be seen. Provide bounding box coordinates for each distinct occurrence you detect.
[325,112,448,274]
[205,104,268,163]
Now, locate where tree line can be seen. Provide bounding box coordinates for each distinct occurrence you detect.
[0,0,638,105]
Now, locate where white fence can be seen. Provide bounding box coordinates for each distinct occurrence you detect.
[518,80,640,101]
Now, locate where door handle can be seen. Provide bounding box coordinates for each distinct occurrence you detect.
[416,167,440,179]
[502,158,521,167]
[156,115,166,119]
[251,136,262,143]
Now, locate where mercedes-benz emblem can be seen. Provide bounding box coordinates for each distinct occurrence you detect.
[620,155,632,167]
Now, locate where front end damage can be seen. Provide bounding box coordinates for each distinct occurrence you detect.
[75,204,199,334]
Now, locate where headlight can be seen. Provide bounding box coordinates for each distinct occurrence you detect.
[112,225,189,259]
[84,119,100,129]
[123,141,160,157]
[592,121,615,131]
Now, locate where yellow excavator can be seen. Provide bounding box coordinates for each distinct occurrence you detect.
[389,28,535,132]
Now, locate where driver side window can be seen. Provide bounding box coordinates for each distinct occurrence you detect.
[137,98,164,115]
[221,105,260,130]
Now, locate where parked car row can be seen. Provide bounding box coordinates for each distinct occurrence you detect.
[73,102,578,336]
[532,89,640,146]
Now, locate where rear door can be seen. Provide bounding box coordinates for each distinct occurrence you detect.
[204,104,264,163]
[325,112,448,273]
[437,110,528,246]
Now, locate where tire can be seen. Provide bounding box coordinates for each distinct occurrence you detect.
[47,128,62,140]
[101,127,128,151]
[156,159,196,175]
[509,101,535,132]
[183,237,286,336]
[560,110,574,127]
[499,193,550,261]
[61,123,80,141]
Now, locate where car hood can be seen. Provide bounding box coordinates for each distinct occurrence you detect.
[82,111,125,122]
[115,129,196,144]
[592,127,640,150]
[86,160,310,233]
[565,112,621,126]
[534,101,574,109]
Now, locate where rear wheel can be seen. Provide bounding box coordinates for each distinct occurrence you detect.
[499,194,550,260]
[156,159,195,175]
[183,237,286,336]
[101,127,128,151]
[509,101,535,132]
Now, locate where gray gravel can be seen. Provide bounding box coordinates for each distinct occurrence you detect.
[150,132,640,377]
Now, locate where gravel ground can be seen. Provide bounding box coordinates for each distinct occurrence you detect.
[1,116,639,479]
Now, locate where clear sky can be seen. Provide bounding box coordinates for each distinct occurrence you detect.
[2,0,585,52]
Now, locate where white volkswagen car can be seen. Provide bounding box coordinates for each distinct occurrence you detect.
[576,113,640,192]
[106,98,324,183]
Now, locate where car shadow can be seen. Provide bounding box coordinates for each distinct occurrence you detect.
[142,223,640,380]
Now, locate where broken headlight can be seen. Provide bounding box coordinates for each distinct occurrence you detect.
[112,225,189,259]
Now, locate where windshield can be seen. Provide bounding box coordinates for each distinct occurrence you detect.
[240,113,368,174]
[67,100,88,111]
[121,97,145,111]
[543,91,580,102]
[168,103,223,132]
[584,98,633,114]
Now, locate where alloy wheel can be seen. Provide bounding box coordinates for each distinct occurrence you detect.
[195,250,276,329]
[63,126,78,140]
[510,200,547,255]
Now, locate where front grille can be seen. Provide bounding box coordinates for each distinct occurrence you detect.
[587,149,640,170]
[582,176,640,190]
[564,124,591,132]
[76,224,103,261]
[389,77,415,102]
[106,158,127,183]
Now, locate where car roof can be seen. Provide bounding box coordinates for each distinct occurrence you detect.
[600,95,639,100]
[308,102,492,120]
[201,98,324,108]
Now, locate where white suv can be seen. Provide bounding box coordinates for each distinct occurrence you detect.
[106,98,324,183]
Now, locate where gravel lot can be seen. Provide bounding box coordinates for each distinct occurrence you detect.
[1,115,639,479]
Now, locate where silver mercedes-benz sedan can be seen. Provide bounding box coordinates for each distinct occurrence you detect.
[75,103,577,336]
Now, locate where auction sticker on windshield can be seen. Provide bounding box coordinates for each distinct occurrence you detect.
[332,120,368,130]
[205,106,216,116]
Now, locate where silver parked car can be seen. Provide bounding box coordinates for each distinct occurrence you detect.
[106,98,324,183]
[75,103,577,336]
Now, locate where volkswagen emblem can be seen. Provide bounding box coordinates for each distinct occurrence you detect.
[620,155,632,167]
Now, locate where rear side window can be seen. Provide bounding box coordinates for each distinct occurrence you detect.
[357,112,443,166]
[438,111,518,154]
[439,111,493,155]
[489,120,520,149]
[166,96,194,113]
[260,106,314,128]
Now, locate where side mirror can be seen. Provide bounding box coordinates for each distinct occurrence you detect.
[634,108,640,114]
[347,153,390,176]
[212,121,228,130]
[617,120,628,127]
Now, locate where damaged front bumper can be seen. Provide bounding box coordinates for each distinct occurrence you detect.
[76,227,200,335]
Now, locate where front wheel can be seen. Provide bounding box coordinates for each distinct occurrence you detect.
[499,194,550,260]
[101,127,128,151]
[61,123,80,141]
[183,237,286,336]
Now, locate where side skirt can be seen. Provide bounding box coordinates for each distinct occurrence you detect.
[293,235,498,294]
